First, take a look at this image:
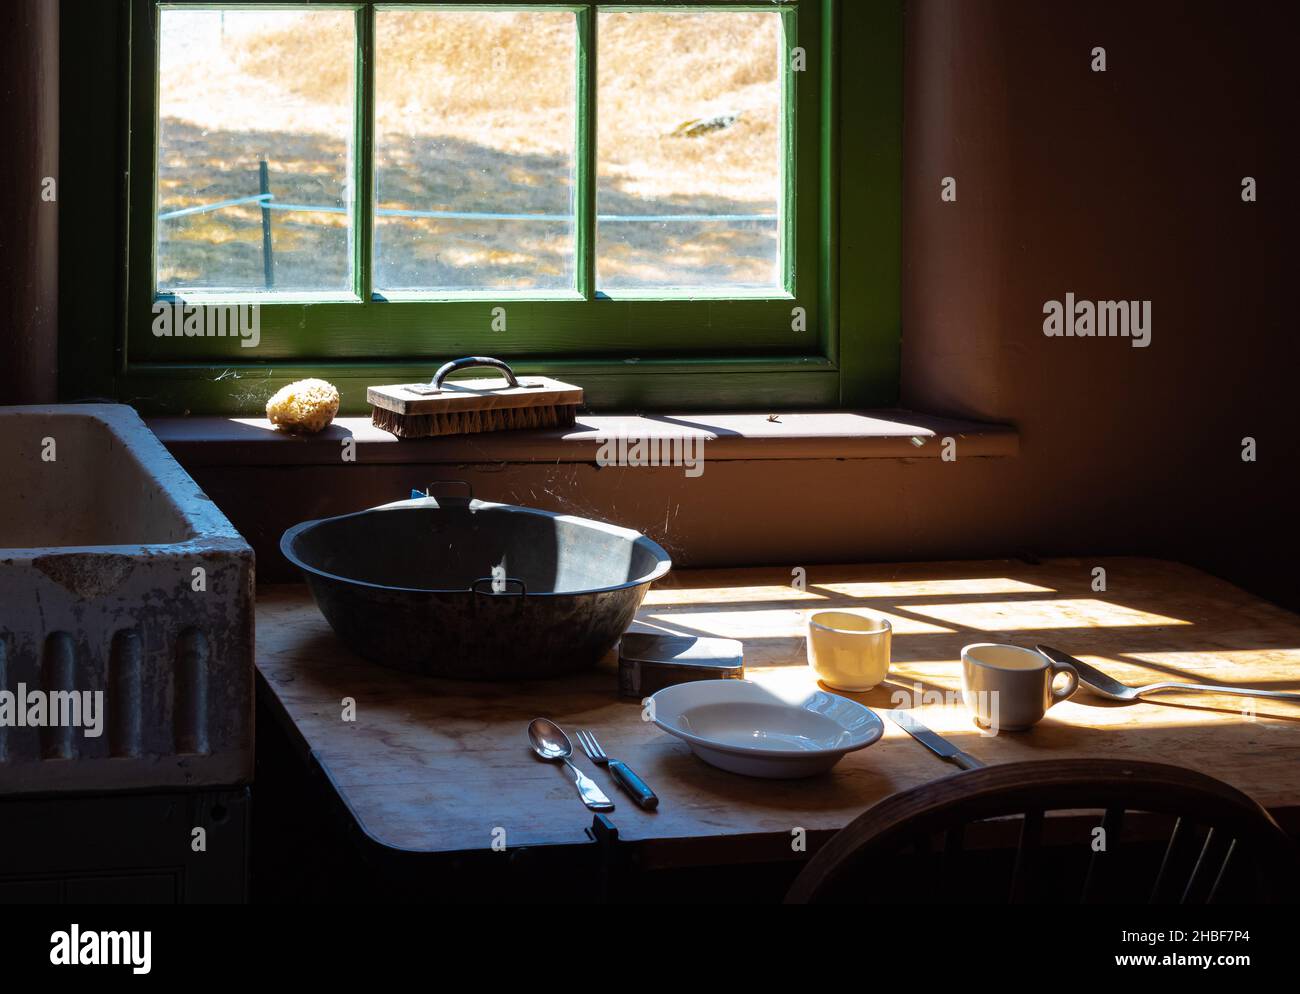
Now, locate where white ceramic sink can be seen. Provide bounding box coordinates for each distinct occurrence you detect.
[0,405,254,794]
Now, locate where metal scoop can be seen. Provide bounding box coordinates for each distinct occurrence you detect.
[1036,645,1300,704]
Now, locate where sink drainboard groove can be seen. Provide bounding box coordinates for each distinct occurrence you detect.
[1,626,216,766]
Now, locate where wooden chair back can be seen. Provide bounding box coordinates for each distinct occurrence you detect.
[787,759,1298,903]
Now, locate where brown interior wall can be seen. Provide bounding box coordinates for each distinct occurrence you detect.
[897,0,1294,607]
[0,0,59,404]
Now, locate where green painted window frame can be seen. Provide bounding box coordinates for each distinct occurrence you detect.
[60,0,902,413]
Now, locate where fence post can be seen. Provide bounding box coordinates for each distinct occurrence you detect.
[259,159,274,289]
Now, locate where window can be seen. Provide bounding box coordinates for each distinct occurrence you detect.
[155,7,357,294]
[74,1,901,413]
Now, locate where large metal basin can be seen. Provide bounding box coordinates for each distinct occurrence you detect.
[281,493,671,680]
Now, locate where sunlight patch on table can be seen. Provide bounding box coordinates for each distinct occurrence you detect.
[640,608,954,638]
[908,598,1190,631]
[643,584,828,606]
[1115,650,1300,701]
[813,577,1055,598]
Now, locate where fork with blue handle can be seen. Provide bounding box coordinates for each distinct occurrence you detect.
[577,729,659,810]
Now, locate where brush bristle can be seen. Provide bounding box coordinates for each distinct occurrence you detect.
[371,403,579,439]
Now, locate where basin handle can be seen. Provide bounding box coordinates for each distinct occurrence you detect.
[431,356,521,391]
[471,576,527,598]
[411,480,474,506]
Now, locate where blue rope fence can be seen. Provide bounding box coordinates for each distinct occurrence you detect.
[161,200,778,224]
[158,159,778,287]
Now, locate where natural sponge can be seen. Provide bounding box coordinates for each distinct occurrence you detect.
[266,378,340,434]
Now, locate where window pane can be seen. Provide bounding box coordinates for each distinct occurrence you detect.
[374,10,577,294]
[597,10,783,293]
[156,9,355,294]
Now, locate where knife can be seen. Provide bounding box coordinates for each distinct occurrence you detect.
[886,709,985,770]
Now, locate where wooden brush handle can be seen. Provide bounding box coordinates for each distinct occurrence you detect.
[432,357,520,390]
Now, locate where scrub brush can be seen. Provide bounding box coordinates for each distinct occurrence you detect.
[368,357,583,439]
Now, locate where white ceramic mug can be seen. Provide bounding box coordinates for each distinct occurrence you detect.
[806,610,892,691]
[961,642,1078,731]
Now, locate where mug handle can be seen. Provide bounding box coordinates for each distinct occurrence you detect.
[1050,659,1079,703]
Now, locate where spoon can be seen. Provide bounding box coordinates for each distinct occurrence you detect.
[1036,645,1300,704]
[527,718,614,811]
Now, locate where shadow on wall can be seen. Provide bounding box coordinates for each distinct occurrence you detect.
[897,0,1293,610]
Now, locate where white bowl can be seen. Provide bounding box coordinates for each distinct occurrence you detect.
[649,679,884,779]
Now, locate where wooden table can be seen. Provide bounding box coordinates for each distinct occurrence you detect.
[256,557,1300,873]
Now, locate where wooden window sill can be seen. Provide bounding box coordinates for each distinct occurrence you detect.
[147,410,1018,467]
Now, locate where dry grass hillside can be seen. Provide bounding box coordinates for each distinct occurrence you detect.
[157,8,782,292]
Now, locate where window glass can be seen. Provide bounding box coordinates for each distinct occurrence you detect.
[373,9,578,294]
[156,8,356,293]
[596,10,783,292]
